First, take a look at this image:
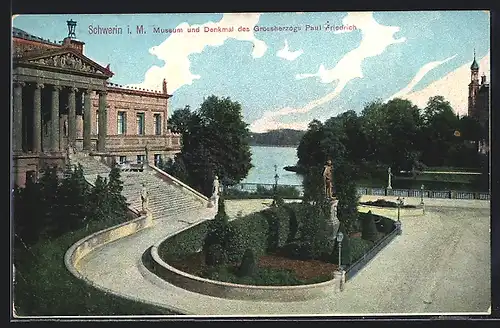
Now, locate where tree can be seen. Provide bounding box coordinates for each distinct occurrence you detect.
[178,96,253,196]
[86,175,110,225]
[168,105,193,134]
[107,165,129,222]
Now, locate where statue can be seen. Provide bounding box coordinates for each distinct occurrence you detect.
[322,159,334,199]
[144,143,150,166]
[387,167,393,190]
[140,183,149,213]
[212,175,220,198]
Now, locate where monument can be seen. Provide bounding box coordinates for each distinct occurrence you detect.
[387,167,393,189]
[322,159,334,199]
[322,159,340,252]
[140,183,149,213]
[208,175,220,210]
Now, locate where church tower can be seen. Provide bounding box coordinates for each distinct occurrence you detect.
[468,50,480,118]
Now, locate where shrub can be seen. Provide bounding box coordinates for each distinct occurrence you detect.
[281,241,314,260]
[349,238,374,264]
[225,224,247,263]
[361,211,378,242]
[375,216,395,234]
[205,243,227,266]
[230,212,269,258]
[283,204,299,242]
[261,207,290,253]
[159,221,209,261]
[237,249,257,277]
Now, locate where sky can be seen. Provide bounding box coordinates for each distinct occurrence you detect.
[12,11,490,132]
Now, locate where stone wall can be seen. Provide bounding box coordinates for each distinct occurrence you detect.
[145,231,342,302]
[65,214,152,272]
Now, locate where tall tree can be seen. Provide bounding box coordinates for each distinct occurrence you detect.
[168,105,193,134]
[178,96,253,196]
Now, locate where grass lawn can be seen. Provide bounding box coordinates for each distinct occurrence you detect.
[13,221,182,316]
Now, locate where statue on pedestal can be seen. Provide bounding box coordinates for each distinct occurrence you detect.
[140,183,149,213]
[322,159,334,199]
[212,175,220,198]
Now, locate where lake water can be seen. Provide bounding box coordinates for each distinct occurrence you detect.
[241,146,303,186]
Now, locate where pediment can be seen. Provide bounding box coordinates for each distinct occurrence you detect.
[17,49,113,77]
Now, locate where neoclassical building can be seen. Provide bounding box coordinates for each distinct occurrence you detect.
[12,20,180,186]
[467,52,490,153]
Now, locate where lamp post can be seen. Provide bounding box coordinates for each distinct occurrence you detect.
[336,231,344,270]
[420,184,424,205]
[396,197,404,222]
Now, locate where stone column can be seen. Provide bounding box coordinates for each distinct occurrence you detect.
[13,82,25,152]
[68,87,77,145]
[83,89,92,151]
[33,83,44,153]
[97,91,107,152]
[51,85,61,152]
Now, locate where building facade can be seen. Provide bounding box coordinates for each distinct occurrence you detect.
[12,21,180,187]
[467,52,490,153]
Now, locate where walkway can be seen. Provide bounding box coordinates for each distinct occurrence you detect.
[77,196,490,315]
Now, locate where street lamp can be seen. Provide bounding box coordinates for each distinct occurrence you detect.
[336,231,344,270]
[420,184,425,205]
[396,197,404,222]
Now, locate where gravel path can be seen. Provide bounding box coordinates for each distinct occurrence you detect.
[77,196,490,315]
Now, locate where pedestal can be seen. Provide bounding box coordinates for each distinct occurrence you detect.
[328,198,340,241]
[333,269,346,292]
[394,220,402,235]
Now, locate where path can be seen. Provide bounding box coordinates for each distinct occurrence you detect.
[77,196,490,315]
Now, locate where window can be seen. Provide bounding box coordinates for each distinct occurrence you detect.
[154,114,162,135]
[119,156,127,164]
[117,111,127,135]
[137,155,145,164]
[136,113,145,135]
[154,154,162,166]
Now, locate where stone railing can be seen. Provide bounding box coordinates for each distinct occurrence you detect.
[106,135,180,151]
[65,214,152,273]
[345,220,401,281]
[144,223,342,302]
[148,165,210,204]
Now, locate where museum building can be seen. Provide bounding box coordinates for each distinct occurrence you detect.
[12,20,181,187]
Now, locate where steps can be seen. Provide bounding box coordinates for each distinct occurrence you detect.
[70,153,209,222]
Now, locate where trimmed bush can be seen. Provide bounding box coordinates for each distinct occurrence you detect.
[283,204,299,242]
[281,241,314,260]
[349,238,374,263]
[361,211,378,242]
[158,221,209,261]
[375,216,395,234]
[205,243,227,266]
[261,207,291,253]
[237,249,257,277]
[230,212,269,258]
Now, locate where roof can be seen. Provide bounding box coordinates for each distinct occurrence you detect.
[470,57,479,70]
[12,27,61,46]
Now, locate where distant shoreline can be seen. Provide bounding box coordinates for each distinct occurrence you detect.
[250,144,299,148]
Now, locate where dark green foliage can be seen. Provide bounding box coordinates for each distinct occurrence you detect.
[261,207,290,253]
[172,96,253,196]
[158,221,210,261]
[283,204,299,242]
[361,212,379,242]
[229,212,270,259]
[349,238,374,264]
[375,216,396,234]
[237,249,257,277]
[297,200,334,259]
[205,243,227,266]
[158,154,190,184]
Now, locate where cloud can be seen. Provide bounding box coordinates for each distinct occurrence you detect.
[250,11,406,132]
[386,54,458,101]
[399,51,489,115]
[128,13,268,93]
[276,39,304,61]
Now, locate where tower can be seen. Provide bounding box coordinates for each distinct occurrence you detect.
[468,49,480,118]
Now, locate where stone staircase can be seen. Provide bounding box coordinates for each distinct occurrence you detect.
[69,153,209,222]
